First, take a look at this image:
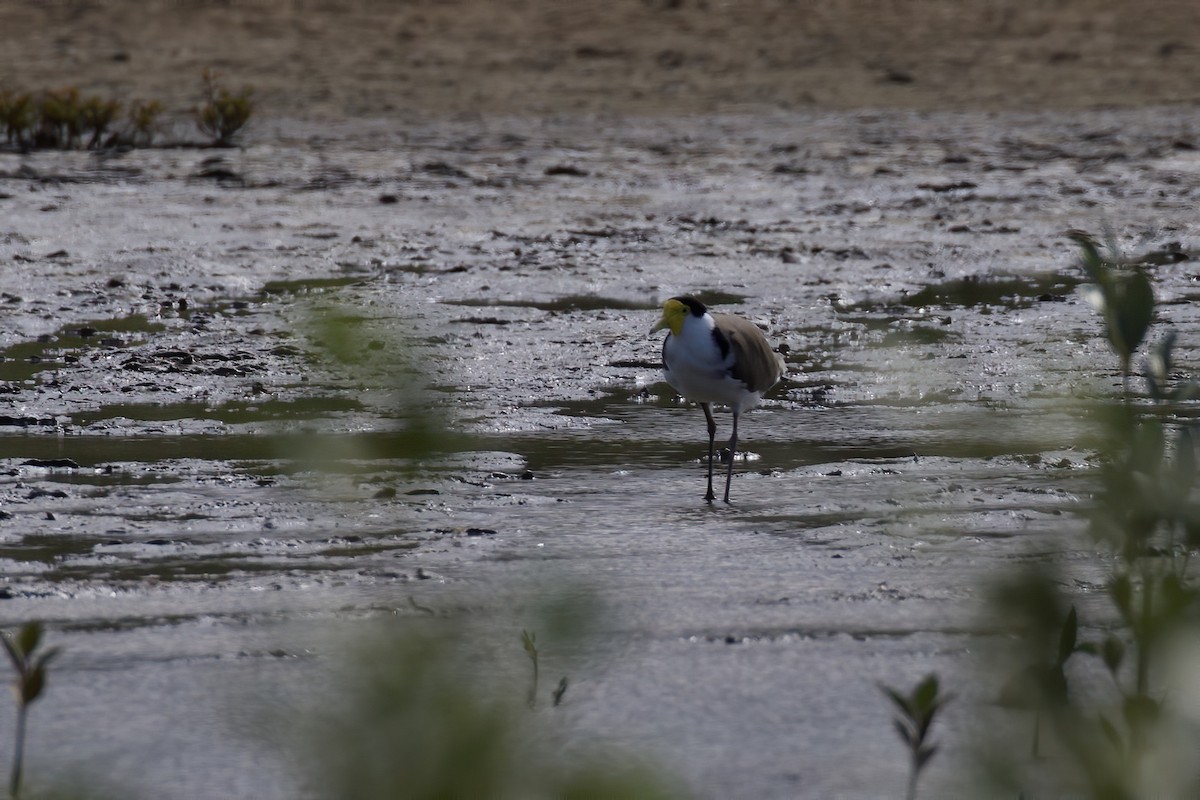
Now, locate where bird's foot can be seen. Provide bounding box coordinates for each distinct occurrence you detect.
[718,448,746,464]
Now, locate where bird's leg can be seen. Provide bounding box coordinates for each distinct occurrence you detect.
[723,410,740,504]
[701,403,717,503]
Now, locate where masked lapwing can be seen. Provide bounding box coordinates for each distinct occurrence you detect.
[651,296,786,503]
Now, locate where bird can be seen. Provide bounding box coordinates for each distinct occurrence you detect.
[651,296,785,503]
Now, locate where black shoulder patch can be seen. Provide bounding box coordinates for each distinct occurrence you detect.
[674,296,708,317]
[710,325,731,359]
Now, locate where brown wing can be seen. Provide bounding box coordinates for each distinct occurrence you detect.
[713,313,784,394]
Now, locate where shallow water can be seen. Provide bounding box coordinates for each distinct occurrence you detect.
[1,107,1198,797]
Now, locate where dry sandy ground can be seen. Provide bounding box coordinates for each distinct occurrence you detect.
[2,0,1200,121]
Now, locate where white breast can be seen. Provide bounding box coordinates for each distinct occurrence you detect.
[662,315,764,412]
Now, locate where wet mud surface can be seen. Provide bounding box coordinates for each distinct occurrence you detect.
[1,107,1199,797]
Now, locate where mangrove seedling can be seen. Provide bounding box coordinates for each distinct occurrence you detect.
[2,622,59,800]
[80,94,121,149]
[37,87,83,148]
[126,99,165,147]
[194,68,253,146]
[1071,231,1155,392]
[880,673,953,800]
[0,90,35,148]
[999,604,1080,759]
[1145,331,1200,404]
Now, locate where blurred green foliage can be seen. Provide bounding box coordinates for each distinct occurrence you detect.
[3,622,59,800]
[296,618,681,800]
[979,234,1200,799]
[279,306,679,799]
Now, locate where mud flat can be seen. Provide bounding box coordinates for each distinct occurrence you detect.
[0,105,1196,797]
[2,1,1200,797]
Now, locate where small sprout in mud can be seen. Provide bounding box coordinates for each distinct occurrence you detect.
[521,631,568,709]
[3,621,60,800]
[0,89,36,148]
[880,673,952,800]
[1071,231,1155,391]
[522,629,539,709]
[1145,330,1200,403]
[194,68,253,146]
[126,99,165,147]
[553,676,569,707]
[407,595,434,615]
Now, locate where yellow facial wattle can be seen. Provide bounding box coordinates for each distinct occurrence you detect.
[651,298,688,337]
